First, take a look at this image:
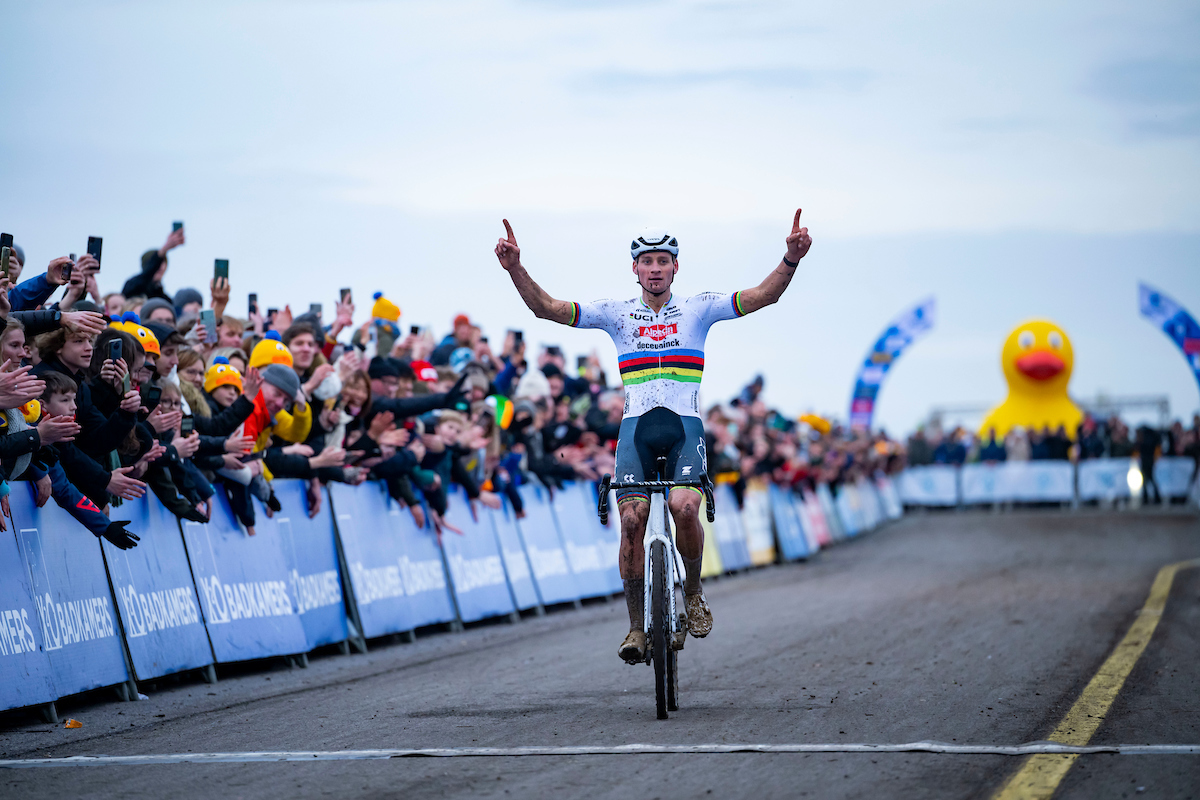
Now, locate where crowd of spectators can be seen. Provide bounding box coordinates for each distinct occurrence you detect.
[0,226,919,551]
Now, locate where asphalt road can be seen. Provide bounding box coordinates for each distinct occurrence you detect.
[2,508,1198,799]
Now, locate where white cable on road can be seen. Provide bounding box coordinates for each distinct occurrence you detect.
[1,742,1197,767]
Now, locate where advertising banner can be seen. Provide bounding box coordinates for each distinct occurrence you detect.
[329,482,414,638]
[767,484,810,562]
[741,480,776,566]
[0,523,57,714]
[262,480,350,651]
[960,463,1002,505]
[547,482,611,599]
[441,490,517,623]
[835,484,862,537]
[1005,462,1074,502]
[816,484,846,541]
[876,476,904,519]
[514,484,578,606]
[488,502,542,611]
[1139,283,1200,393]
[1078,459,1135,502]
[800,490,832,547]
[9,489,131,698]
[897,465,959,506]
[711,484,751,571]
[1155,456,1196,498]
[571,484,623,595]
[849,297,936,431]
[101,495,212,681]
[180,492,308,663]
[856,478,883,530]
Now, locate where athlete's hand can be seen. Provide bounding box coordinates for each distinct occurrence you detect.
[495,219,521,271]
[785,208,812,263]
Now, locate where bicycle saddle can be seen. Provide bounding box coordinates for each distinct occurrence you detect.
[633,406,686,480]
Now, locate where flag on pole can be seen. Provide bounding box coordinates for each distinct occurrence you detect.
[849,297,936,431]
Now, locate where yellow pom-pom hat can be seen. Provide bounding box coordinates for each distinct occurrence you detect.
[249,330,294,369]
[204,356,244,394]
[371,292,400,323]
[111,312,161,357]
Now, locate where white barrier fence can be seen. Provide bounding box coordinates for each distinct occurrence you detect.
[899,457,1198,507]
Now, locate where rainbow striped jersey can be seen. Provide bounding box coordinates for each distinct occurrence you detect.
[566,291,748,419]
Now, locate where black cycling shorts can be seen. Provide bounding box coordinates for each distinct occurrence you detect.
[614,413,707,504]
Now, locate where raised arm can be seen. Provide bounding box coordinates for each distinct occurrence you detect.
[733,208,813,315]
[495,219,576,325]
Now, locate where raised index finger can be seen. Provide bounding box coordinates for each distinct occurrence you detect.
[792,208,803,233]
[502,219,517,245]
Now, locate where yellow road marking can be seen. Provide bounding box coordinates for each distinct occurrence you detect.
[993,558,1200,800]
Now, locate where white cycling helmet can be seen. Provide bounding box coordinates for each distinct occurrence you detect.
[630,228,679,260]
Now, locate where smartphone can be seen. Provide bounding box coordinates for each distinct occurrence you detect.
[87,236,103,270]
[141,385,163,413]
[248,293,258,317]
[214,259,229,280]
[200,308,218,344]
[547,345,562,358]
[309,303,322,318]
[109,339,123,363]
[181,417,194,435]
[410,325,421,336]
[0,246,8,279]
[172,221,183,232]
[266,308,278,330]
[577,355,587,369]
[480,336,489,344]
[339,288,352,304]
[512,330,523,343]
[0,234,11,249]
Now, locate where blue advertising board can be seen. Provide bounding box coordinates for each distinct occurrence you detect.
[441,489,516,623]
[488,503,541,611]
[768,484,811,562]
[394,502,458,630]
[571,483,623,595]
[262,480,350,651]
[9,488,131,698]
[711,484,751,571]
[816,483,846,541]
[514,484,579,606]
[101,494,213,681]
[0,522,57,713]
[330,482,456,637]
[329,482,413,638]
[548,482,610,599]
[180,492,308,663]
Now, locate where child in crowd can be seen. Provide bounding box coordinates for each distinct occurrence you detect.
[204,356,276,535]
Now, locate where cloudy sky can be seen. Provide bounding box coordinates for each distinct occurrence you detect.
[3,0,1198,432]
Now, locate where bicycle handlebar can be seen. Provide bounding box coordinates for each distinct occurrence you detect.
[597,473,716,525]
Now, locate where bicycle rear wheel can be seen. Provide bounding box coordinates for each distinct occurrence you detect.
[650,538,669,720]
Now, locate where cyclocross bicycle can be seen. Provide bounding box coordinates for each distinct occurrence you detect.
[599,460,715,720]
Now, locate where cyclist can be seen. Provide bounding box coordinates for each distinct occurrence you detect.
[495,211,811,662]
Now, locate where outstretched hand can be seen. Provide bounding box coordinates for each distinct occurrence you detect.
[494,219,521,271]
[785,208,812,262]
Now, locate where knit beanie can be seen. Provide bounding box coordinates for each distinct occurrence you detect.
[139,297,175,322]
[173,287,204,315]
[371,292,400,323]
[204,356,244,394]
[115,312,160,357]
[260,363,301,400]
[248,330,294,369]
[486,395,514,429]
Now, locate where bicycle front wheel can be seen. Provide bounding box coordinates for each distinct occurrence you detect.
[650,538,669,720]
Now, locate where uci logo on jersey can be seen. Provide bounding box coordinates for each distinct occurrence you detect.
[638,323,678,342]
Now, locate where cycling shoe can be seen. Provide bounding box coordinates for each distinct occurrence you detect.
[618,630,646,664]
[684,593,712,638]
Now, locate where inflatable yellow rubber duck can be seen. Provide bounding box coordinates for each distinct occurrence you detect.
[979,320,1083,440]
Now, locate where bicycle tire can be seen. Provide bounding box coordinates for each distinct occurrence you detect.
[650,538,669,720]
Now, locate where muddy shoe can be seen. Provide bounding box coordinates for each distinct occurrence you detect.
[619,630,647,664]
[684,593,712,638]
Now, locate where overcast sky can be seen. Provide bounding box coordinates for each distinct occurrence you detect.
[3,0,1198,432]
